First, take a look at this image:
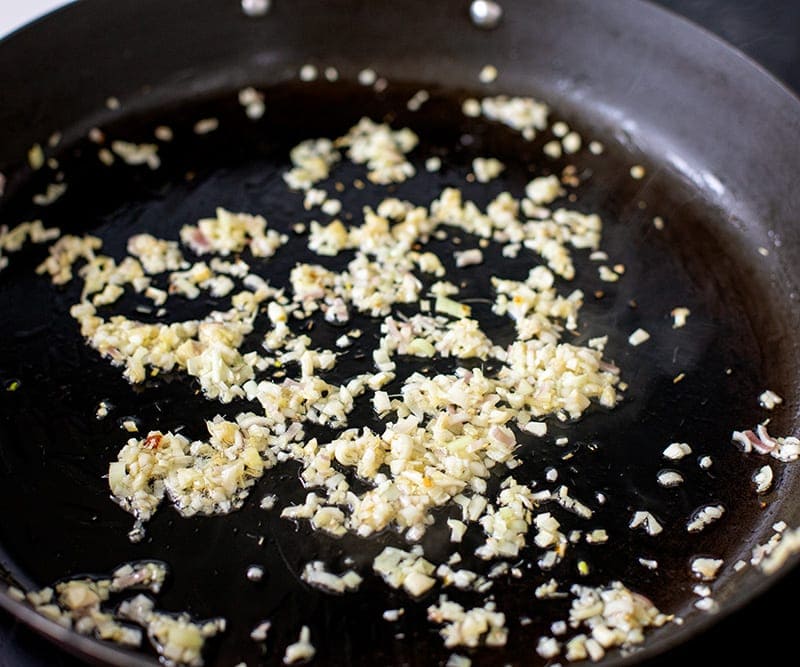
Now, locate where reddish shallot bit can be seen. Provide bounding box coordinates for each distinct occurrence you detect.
[756,424,779,451]
[732,429,766,453]
[732,425,800,462]
[190,229,211,252]
[143,432,163,450]
[598,360,620,374]
[488,424,516,448]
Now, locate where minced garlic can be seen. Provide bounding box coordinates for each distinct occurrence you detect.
[691,557,723,581]
[472,157,505,183]
[16,99,718,666]
[686,505,725,533]
[373,547,436,597]
[628,328,650,346]
[17,561,222,665]
[0,220,60,273]
[335,117,417,185]
[111,140,160,169]
[301,561,362,594]
[427,596,507,648]
[479,95,549,139]
[663,442,692,460]
[671,306,690,328]
[759,389,783,410]
[629,510,663,536]
[478,65,498,84]
[753,465,773,493]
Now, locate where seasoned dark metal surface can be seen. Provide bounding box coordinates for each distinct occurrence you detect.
[0,1,799,666]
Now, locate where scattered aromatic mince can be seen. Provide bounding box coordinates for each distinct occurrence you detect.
[686,505,725,533]
[98,148,115,166]
[5,79,797,667]
[241,0,270,17]
[334,117,418,184]
[454,248,483,267]
[758,389,782,410]
[357,68,377,86]
[283,626,315,664]
[589,140,604,155]
[663,442,692,460]
[446,653,471,667]
[657,470,684,488]
[119,596,225,666]
[525,421,547,437]
[535,582,672,662]
[121,419,139,433]
[155,125,174,142]
[472,95,550,141]
[10,562,224,666]
[471,157,505,183]
[479,64,498,84]
[283,138,341,190]
[382,608,404,622]
[74,135,620,551]
[193,118,220,135]
[753,465,773,494]
[33,182,68,206]
[543,140,562,158]
[259,493,277,510]
[96,400,112,419]
[299,64,318,82]
[561,131,581,154]
[111,140,160,169]
[28,143,45,170]
[250,620,271,642]
[374,547,437,597]
[671,306,690,328]
[301,561,362,593]
[598,265,619,282]
[732,425,800,462]
[0,220,60,272]
[586,529,608,545]
[180,207,286,258]
[753,525,800,575]
[407,89,430,112]
[629,511,663,536]
[88,127,106,144]
[691,557,723,581]
[238,87,266,120]
[627,328,650,346]
[427,596,508,648]
[461,98,481,118]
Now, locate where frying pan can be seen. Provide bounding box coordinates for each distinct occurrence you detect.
[1,0,800,665]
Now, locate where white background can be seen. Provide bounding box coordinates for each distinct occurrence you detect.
[0,0,73,39]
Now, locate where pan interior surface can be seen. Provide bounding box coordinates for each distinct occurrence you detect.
[0,75,797,667]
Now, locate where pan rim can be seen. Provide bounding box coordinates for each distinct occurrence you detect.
[2,1,800,666]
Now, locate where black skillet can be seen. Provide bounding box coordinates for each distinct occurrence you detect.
[1,1,800,665]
